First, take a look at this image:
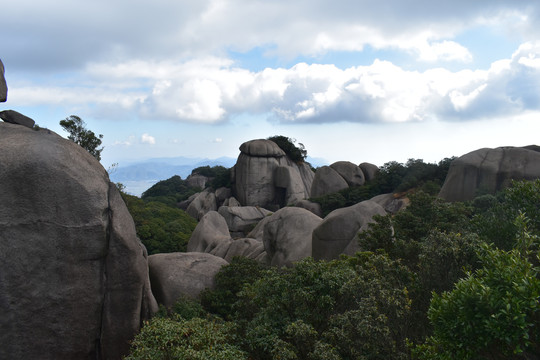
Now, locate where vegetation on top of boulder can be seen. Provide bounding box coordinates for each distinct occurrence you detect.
[267,135,308,163]
[59,115,104,161]
[311,157,454,216]
[191,165,232,189]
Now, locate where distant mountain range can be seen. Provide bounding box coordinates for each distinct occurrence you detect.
[110,155,328,196]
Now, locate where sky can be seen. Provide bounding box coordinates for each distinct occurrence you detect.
[2,0,540,171]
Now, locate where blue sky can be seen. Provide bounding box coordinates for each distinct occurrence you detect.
[2,0,540,171]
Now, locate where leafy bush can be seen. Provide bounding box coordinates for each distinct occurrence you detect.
[191,165,231,189]
[414,221,540,359]
[141,175,199,204]
[267,135,307,163]
[122,194,197,254]
[126,317,248,360]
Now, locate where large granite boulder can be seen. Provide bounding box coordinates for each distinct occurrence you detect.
[262,207,322,267]
[312,200,386,260]
[218,205,272,233]
[0,59,6,102]
[233,139,314,209]
[360,162,379,182]
[0,122,157,360]
[149,252,228,307]
[310,165,349,198]
[330,161,365,187]
[187,211,231,253]
[186,190,217,220]
[439,146,540,202]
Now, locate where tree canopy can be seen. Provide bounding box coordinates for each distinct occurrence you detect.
[59,115,104,161]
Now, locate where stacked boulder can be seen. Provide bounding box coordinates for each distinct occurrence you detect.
[233,139,314,209]
[0,59,35,128]
[311,161,379,198]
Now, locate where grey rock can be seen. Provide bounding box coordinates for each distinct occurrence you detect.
[218,205,272,233]
[312,200,386,260]
[0,59,6,102]
[223,238,265,262]
[215,187,232,206]
[223,196,241,207]
[187,211,231,253]
[0,122,157,360]
[0,110,35,128]
[186,190,217,220]
[370,193,409,214]
[310,165,349,198]
[186,173,207,189]
[330,161,365,186]
[294,199,323,218]
[149,252,228,307]
[360,162,379,182]
[439,146,540,202]
[262,207,322,267]
[233,139,314,208]
[274,165,307,205]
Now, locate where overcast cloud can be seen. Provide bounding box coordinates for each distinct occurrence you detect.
[2,0,540,170]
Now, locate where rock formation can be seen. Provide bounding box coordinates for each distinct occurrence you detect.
[439,146,540,202]
[310,165,349,198]
[330,161,366,187]
[148,252,228,307]
[262,207,322,267]
[0,59,7,102]
[0,122,157,360]
[312,200,386,260]
[0,58,7,102]
[359,162,379,181]
[233,139,314,209]
[0,109,35,128]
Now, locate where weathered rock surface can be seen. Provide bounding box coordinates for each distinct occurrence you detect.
[439,146,540,202]
[186,174,208,189]
[360,162,379,182]
[149,252,228,307]
[294,199,323,217]
[218,205,272,233]
[0,59,6,102]
[312,200,386,260]
[187,211,231,253]
[186,190,217,220]
[0,109,35,128]
[233,139,314,209]
[310,165,349,198]
[263,207,322,267]
[370,193,409,214]
[0,122,157,360]
[330,161,365,187]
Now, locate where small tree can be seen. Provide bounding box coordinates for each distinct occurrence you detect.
[60,115,104,161]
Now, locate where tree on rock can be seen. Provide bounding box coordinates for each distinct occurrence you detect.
[267,135,307,163]
[60,115,104,161]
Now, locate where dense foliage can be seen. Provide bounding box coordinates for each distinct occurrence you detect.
[126,172,540,359]
[122,193,197,254]
[311,158,454,216]
[141,175,200,206]
[59,115,104,160]
[267,135,308,163]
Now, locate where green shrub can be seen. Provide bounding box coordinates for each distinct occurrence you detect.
[126,317,248,360]
[267,135,307,163]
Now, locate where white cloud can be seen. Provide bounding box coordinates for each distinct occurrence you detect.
[141,133,156,145]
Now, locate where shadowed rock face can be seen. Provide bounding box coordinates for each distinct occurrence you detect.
[0,59,7,102]
[439,146,540,202]
[0,123,157,360]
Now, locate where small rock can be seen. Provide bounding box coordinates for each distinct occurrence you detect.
[0,110,35,128]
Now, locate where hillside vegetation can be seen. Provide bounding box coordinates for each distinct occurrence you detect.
[122,155,540,359]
